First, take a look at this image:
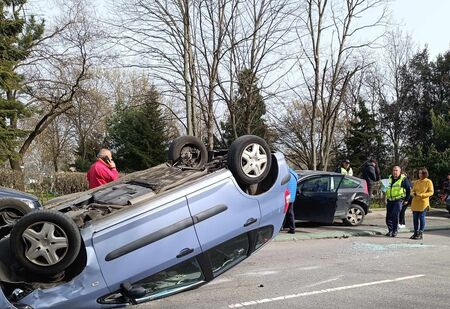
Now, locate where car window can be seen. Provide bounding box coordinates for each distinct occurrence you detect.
[255,226,274,250]
[300,176,333,193]
[339,177,360,189]
[98,257,204,305]
[133,257,204,301]
[206,233,249,276]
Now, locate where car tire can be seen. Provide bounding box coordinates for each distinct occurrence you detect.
[343,204,365,226]
[10,209,81,276]
[0,199,33,228]
[168,136,208,168]
[228,135,272,185]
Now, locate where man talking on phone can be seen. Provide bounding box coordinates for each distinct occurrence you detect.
[86,148,119,189]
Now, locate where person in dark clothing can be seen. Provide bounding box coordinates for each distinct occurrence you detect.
[385,166,411,237]
[362,158,379,197]
[399,193,412,228]
[283,168,298,234]
[442,173,450,195]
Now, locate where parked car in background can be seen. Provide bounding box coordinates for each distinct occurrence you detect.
[0,135,290,309]
[0,186,42,239]
[294,171,370,226]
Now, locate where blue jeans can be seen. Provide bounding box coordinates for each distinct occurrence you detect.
[386,200,402,233]
[413,210,427,232]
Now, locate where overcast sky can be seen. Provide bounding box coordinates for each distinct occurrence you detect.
[391,0,450,57]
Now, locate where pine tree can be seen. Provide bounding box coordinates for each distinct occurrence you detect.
[221,69,271,145]
[108,85,169,172]
[0,0,44,164]
[343,99,386,175]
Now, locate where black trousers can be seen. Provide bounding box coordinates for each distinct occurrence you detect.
[283,202,296,231]
[399,204,408,225]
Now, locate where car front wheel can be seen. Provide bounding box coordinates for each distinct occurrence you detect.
[10,210,81,276]
[343,204,365,226]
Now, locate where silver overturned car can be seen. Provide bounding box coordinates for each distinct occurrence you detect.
[0,135,291,309]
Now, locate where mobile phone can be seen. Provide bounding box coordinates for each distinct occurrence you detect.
[101,156,111,164]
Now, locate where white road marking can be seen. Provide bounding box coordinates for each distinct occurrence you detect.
[240,270,278,276]
[302,276,343,289]
[297,266,321,271]
[228,274,425,308]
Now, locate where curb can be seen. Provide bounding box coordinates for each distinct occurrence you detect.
[274,225,450,241]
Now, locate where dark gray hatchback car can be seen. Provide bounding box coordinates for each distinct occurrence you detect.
[294,171,370,226]
[0,186,42,238]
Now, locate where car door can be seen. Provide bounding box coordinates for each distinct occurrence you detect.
[335,176,361,216]
[92,197,202,290]
[294,175,338,223]
[186,177,260,253]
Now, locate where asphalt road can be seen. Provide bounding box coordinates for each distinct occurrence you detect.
[137,230,450,309]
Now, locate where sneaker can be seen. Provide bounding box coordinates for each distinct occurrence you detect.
[410,232,418,239]
[385,232,392,237]
[398,224,405,229]
[391,232,398,237]
[416,231,423,240]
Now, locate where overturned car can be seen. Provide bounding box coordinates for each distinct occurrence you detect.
[0,135,290,309]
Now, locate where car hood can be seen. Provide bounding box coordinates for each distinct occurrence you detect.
[0,186,39,202]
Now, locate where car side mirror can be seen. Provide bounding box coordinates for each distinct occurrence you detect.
[120,282,146,304]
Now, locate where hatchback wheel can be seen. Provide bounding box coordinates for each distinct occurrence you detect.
[168,136,208,168]
[343,204,365,226]
[228,135,272,185]
[10,210,81,276]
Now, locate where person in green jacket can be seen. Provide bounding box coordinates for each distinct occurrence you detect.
[335,159,353,176]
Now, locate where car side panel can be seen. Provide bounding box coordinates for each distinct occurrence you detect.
[91,197,202,290]
[258,153,289,233]
[186,178,261,252]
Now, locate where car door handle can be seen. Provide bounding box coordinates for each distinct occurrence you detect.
[244,217,257,227]
[176,248,194,258]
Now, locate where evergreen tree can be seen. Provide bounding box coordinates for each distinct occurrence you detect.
[402,49,450,182]
[221,69,271,145]
[0,0,44,163]
[108,85,169,172]
[342,99,386,175]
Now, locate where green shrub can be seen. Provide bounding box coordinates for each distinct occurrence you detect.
[54,172,89,195]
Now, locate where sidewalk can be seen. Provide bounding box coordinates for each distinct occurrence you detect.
[275,208,450,241]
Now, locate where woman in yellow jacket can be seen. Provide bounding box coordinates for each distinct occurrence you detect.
[410,167,434,240]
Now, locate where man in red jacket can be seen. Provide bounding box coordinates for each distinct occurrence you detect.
[86,148,119,189]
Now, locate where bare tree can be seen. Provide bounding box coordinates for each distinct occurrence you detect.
[9,0,101,170]
[111,0,197,135]
[216,0,295,143]
[281,0,387,170]
[36,114,75,172]
[374,28,414,165]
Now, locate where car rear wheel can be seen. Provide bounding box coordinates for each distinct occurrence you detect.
[10,210,81,276]
[168,136,208,168]
[343,204,365,226]
[228,135,272,185]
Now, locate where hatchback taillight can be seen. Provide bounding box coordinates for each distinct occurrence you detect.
[363,180,369,194]
[284,189,290,213]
